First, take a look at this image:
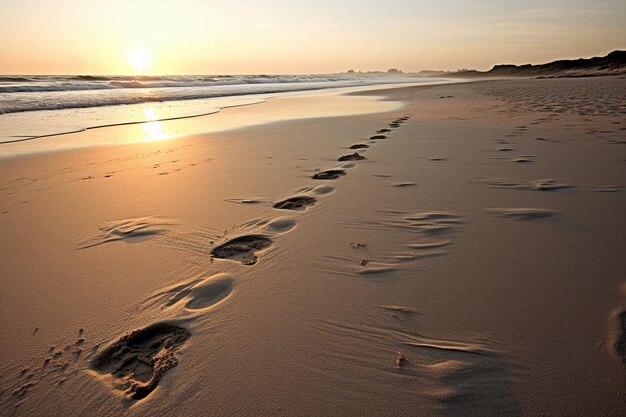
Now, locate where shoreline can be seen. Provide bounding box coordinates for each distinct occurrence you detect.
[0,80,458,153]
[1,77,624,417]
[0,83,412,158]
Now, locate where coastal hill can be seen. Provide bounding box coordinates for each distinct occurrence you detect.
[428,50,626,78]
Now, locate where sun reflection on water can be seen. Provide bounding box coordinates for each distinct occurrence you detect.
[140,108,172,142]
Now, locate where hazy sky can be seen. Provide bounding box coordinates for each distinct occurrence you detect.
[1,0,624,74]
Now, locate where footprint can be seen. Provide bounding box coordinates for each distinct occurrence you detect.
[318,255,398,277]
[405,240,451,250]
[393,240,451,261]
[153,274,234,311]
[404,212,464,234]
[311,185,335,195]
[535,137,560,143]
[477,177,572,191]
[76,217,172,249]
[350,144,370,149]
[273,196,317,211]
[380,305,419,314]
[211,235,273,265]
[485,208,558,220]
[224,198,270,205]
[370,135,387,140]
[357,262,397,276]
[90,322,190,401]
[264,217,297,233]
[377,129,391,133]
[531,179,571,191]
[338,153,366,161]
[593,185,621,193]
[390,250,447,262]
[312,169,346,180]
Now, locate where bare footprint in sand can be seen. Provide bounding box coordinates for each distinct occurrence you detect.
[152,274,234,312]
[477,177,572,191]
[338,152,366,161]
[211,234,273,265]
[312,169,347,180]
[263,217,297,233]
[76,217,172,249]
[485,208,558,220]
[350,144,370,149]
[593,185,622,193]
[531,179,572,191]
[390,182,417,187]
[224,198,271,205]
[311,184,335,195]
[273,196,317,211]
[405,212,464,234]
[90,322,190,401]
[370,135,387,140]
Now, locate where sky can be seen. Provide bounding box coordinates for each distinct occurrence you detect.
[0,0,624,75]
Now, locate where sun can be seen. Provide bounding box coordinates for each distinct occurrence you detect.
[127,47,153,73]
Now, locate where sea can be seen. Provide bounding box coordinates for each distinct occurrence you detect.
[0,73,439,146]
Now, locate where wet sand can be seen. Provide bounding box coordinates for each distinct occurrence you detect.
[1,77,625,416]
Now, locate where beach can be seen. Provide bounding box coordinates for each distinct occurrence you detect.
[1,77,625,416]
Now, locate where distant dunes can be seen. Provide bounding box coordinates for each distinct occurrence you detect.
[435,50,626,78]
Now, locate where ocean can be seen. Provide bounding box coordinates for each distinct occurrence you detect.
[0,74,435,144]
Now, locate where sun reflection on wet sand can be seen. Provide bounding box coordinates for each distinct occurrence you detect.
[140,108,172,142]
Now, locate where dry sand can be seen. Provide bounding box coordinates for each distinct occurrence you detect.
[1,77,625,416]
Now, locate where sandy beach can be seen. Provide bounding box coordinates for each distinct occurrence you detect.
[1,77,625,416]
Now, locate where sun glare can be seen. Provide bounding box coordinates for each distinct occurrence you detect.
[140,108,171,142]
[128,48,153,73]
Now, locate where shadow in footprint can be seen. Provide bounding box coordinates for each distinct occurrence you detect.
[350,144,370,149]
[273,196,316,211]
[211,235,273,265]
[338,153,366,161]
[312,169,346,180]
[90,322,190,401]
[391,182,417,188]
[486,208,558,220]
